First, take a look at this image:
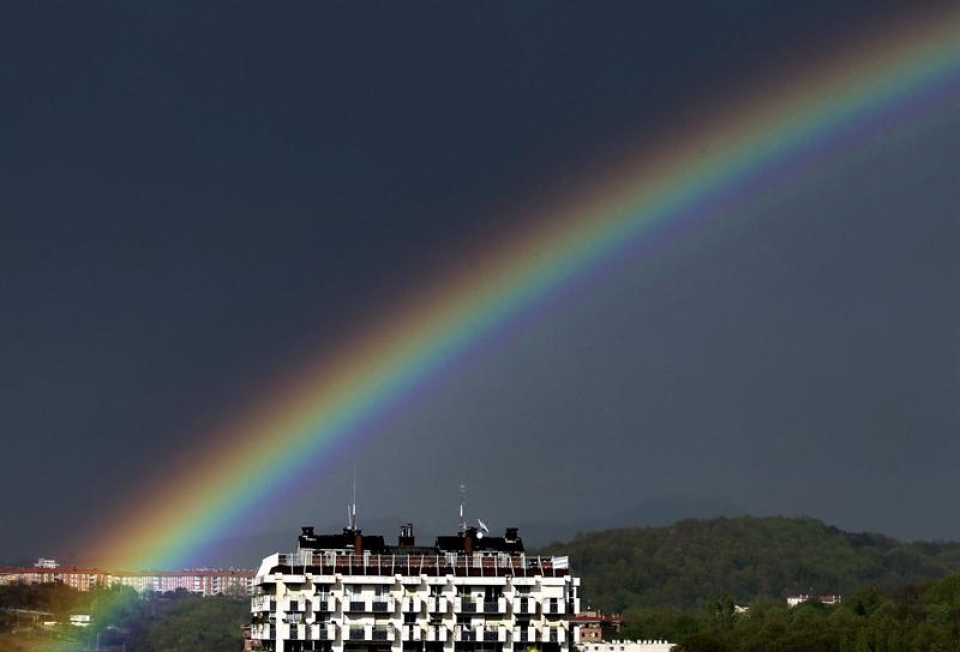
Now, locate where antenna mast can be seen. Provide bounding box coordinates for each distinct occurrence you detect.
[459,484,467,535]
[349,464,358,531]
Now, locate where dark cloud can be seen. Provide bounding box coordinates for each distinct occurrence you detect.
[0,1,956,565]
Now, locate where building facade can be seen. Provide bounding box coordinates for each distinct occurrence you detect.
[0,562,107,592]
[0,560,253,597]
[108,568,253,596]
[250,523,581,652]
[580,642,672,652]
[570,610,622,643]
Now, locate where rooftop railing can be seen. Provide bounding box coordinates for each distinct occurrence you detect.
[263,553,570,578]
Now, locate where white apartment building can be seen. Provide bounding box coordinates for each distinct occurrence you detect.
[0,563,253,596]
[250,523,580,652]
[108,568,253,596]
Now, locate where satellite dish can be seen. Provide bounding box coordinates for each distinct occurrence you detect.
[477,518,490,533]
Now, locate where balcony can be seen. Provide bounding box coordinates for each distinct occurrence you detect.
[512,597,537,615]
[455,598,478,613]
[427,597,448,613]
[401,625,422,641]
[251,595,275,612]
[544,601,566,615]
[513,627,537,643]
[483,598,506,614]
[426,626,449,642]
[347,599,368,612]
[456,627,477,642]
[401,596,422,612]
[480,627,508,643]
[347,625,394,641]
[279,623,306,640]
[253,574,278,587]
[314,598,336,612]
[309,624,337,641]
[371,599,393,613]
[545,628,566,643]
[250,623,272,640]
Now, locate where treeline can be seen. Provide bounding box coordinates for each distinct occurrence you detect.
[0,584,247,652]
[538,516,960,611]
[623,575,960,652]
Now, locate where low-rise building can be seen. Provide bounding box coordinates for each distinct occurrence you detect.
[0,561,253,596]
[786,594,841,608]
[580,641,672,652]
[571,610,623,642]
[108,568,253,596]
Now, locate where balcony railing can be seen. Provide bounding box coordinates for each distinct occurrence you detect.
[311,625,336,641]
[251,595,275,612]
[426,597,448,612]
[426,626,448,642]
[280,623,305,640]
[482,627,508,642]
[456,627,477,642]
[456,598,478,613]
[250,623,273,640]
[401,596,422,612]
[513,598,537,614]
[347,626,394,641]
[483,598,506,613]
[401,625,422,641]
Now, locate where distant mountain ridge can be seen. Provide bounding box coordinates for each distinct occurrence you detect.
[537,516,960,610]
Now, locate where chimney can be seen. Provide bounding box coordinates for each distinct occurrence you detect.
[505,527,519,542]
[464,527,476,555]
[399,523,415,547]
[354,530,363,556]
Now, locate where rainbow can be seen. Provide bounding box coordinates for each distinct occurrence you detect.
[87,7,960,570]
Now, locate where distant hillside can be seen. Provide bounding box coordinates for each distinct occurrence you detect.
[519,496,746,548]
[538,516,960,610]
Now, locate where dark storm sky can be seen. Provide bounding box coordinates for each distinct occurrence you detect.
[1,1,958,565]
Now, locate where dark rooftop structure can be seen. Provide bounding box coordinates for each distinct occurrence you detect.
[262,523,568,579]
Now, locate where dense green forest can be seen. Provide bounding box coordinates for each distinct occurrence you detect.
[539,516,960,612]
[0,584,247,652]
[619,577,960,652]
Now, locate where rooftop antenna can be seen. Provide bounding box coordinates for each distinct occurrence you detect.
[459,484,467,535]
[348,463,359,531]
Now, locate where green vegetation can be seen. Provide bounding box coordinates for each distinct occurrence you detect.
[614,577,960,652]
[539,516,960,611]
[0,584,248,652]
[537,516,960,651]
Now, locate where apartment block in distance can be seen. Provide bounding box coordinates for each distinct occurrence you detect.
[0,559,253,597]
[250,521,580,652]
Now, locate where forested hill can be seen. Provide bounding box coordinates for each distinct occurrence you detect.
[537,516,960,610]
